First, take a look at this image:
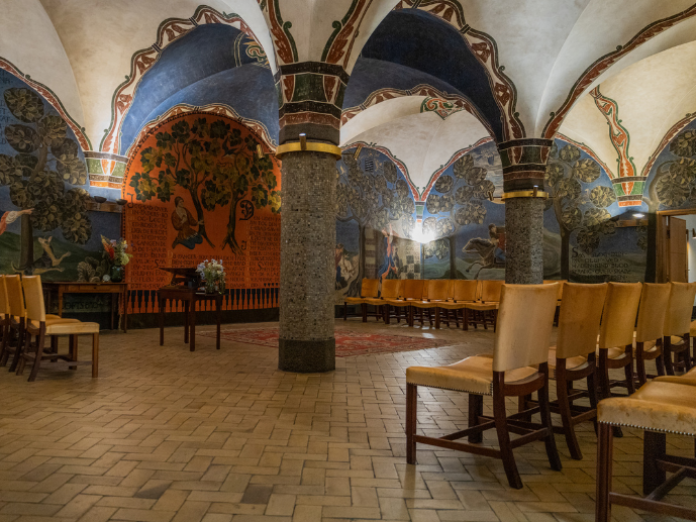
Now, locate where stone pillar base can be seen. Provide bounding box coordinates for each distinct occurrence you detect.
[278,338,336,373]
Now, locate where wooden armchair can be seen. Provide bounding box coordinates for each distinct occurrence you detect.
[343,278,380,322]
[385,279,424,327]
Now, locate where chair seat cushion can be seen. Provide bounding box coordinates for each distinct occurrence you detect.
[345,297,369,304]
[29,318,81,330]
[406,354,539,396]
[547,347,588,379]
[384,299,414,308]
[655,367,696,386]
[598,381,696,436]
[463,302,499,311]
[410,300,447,309]
[362,298,386,306]
[45,322,100,335]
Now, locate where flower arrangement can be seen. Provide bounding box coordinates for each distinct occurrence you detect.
[101,236,133,267]
[197,259,226,294]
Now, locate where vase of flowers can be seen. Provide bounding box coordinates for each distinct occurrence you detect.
[197,259,226,294]
[102,236,133,283]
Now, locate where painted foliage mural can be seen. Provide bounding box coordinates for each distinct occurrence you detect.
[543,138,646,282]
[335,148,419,303]
[124,113,281,306]
[644,120,696,212]
[0,70,119,281]
[422,141,505,280]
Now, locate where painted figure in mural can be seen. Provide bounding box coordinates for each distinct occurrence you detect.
[171,196,204,250]
[335,244,358,290]
[0,209,33,237]
[378,224,400,280]
[463,223,505,278]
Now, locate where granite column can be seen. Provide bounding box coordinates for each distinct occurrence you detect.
[498,139,553,284]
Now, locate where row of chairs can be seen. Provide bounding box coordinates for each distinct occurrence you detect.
[345,279,517,329]
[405,281,696,490]
[0,275,100,381]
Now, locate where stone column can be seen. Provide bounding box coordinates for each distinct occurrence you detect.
[278,151,337,372]
[498,139,552,284]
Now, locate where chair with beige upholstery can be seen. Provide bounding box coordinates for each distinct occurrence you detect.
[364,279,401,323]
[596,380,696,522]
[0,277,9,361]
[661,281,696,375]
[406,283,561,489]
[523,283,607,460]
[343,278,380,322]
[467,280,502,330]
[544,280,566,324]
[17,275,100,382]
[434,280,479,329]
[386,279,425,327]
[411,279,453,328]
[634,283,671,385]
[598,282,642,399]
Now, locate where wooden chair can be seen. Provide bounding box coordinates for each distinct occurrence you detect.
[1,275,28,372]
[386,279,424,327]
[544,280,566,324]
[467,280,502,330]
[633,283,671,386]
[435,279,479,330]
[17,275,100,381]
[597,282,642,400]
[596,380,696,522]
[343,278,380,322]
[0,277,9,362]
[523,283,607,460]
[411,280,453,328]
[406,283,561,489]
[371,279,401,324]
[662,282,696,375]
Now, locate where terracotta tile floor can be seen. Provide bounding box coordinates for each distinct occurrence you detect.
[0,319,693,522]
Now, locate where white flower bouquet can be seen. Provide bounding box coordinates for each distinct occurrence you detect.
[196,259,226,294]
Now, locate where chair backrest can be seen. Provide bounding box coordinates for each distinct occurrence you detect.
[544,279,566,300]
[401,279,424,300]
[452,280,478,302]
[663,282,696,336]
[381,279,401,299]
[556,283,608,359]
[4,275,26,319]
[598,282,642,349]
[493,283,559,372]
[360,279,379,298]
[427,279,452,301]
[635,283,671,343]
[481,280,503,302]
[0,276,8,315]
[21,275,46,323]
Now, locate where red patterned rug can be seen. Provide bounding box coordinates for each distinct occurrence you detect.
[199,327,443,357]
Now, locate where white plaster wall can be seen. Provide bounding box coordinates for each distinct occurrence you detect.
[0,0,85,129]
[340,96,425,146]
[39,0,272,149]
[682,214,696,304]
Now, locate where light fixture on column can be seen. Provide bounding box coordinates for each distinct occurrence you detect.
[633,213,645,219]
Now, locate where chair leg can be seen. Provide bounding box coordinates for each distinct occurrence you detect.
[92,333,99,378]
[9,322,25,373]
[468,394,483,443]
[361,303,367,323]
[0,324,8,366]
[664,336,675,375]
[493,389,522,489]
[343,302,347,320]
[635,342,647,386]
[556,371,582,460]
[15,331,30,376]
[587,369,599,435]
[623,347,635,394]
[538,369,562,471]
[69,335,78,370]
[28,330,46,382]
[406,383,417,464]
[595,423,614,522]
[655,352,666,377]
[684,335,692,371]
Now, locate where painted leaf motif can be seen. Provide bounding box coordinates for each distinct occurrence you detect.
[546,162,564,188]
[401,214,415,237]
[5,124,40,153]
[455,185,475,204]
[422,216,437,236]
[383,161,398,184]
[436,218,455,237]
[583,207,611,227]
[3,88,44,123]
[559,145,581,164]
[423,239,449,260]
[434,175,454,193]
[453,154,474,179]
[573,158,600,183]
[670,129,696,158]
[656,172,690,207]
[396,179,409,198]
[251,185,269,208]
[555,178,581,201]
[269,190,281,213]
[455,202,486,226]
[560,206,582,230]
[577,228,601,253]
[669,157,696,180]
[589,186,616,208]
[129,172,156,202]
[471,179,495,199]
[38,114,68,146]
[0,154,23,185]
[52,138,87,185]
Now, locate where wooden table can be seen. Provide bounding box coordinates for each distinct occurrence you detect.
[158,287,222,351]
[43,282,128,332]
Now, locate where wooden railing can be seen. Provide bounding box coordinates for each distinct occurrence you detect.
[126,287,279,314]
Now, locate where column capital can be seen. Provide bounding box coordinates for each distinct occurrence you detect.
[497,138,554,192]
[276,62,348,146]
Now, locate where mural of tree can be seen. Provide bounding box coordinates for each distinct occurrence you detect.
[645,128,696,212]
[423,153,495,277]
[336,153,415,292]
[545,143,617,280]
[129,117,280,254]
[0,87,90,272]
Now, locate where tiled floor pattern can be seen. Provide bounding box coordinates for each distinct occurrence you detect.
[0,319,693,522]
